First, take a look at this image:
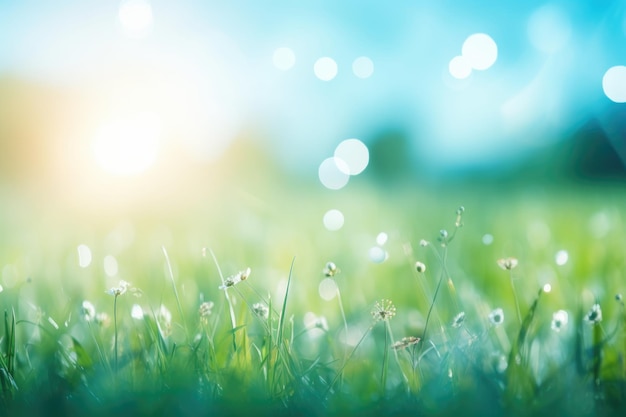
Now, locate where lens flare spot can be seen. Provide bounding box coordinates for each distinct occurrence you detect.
[334,138,369,175]
[449,55,472,79]
[462,33,497,70]
[318,278,338,301]
[273,47,295,71]
[314,57,338,81]
[555,250,569,266]
[323,209,345,231]
[77,244,92,268]
[318,157,350,190]
[352,56,374,79]
[603,66,626,103]
[118,0,153,38]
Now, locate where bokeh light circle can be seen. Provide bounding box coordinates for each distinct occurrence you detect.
[323,209,345,231]
[318,278,338,301]
[318,157,350,190]
[603,66,626,103]
[449,55,472,79]
[273,47,295,71]
[314,57,338,81]
[462,33,497,70]
[368,246,387,263]
[352,56,374,79]
[334,138,369,175]
[77,244,92,268]
[555,250,569,266]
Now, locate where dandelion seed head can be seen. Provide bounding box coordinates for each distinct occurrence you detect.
[419,239,429,247]
[543,283,552,293]
[616,293,623,303]
[488,308,504,326]
[497,257,518,270]
[106,280,130,296]
[551,309,568,332]
[452,311,466,328]
[371,299,396,322]
[415,261,426,273]
[585,303,602,325]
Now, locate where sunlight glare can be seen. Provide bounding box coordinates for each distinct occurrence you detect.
[118,0,154,38]
[92,112,161,176]
[462,33,497,70]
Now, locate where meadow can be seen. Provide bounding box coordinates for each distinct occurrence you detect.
[1,176,626,417]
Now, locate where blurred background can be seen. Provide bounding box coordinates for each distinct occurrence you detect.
[1,0,626,348]
[0,0,625,229]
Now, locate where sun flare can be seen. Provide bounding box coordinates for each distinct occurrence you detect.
[91,112,161,176]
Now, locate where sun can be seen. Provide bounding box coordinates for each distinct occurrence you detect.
[118,0,154,37]
[91,112,161,176]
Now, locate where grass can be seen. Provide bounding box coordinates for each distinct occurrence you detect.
[1,180,626,416]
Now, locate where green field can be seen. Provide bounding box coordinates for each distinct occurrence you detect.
[1,178,626,417]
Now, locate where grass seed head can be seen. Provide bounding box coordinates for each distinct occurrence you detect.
[371,299,396,322]
[488,308,504,326]
[252,302,269,319]
[323,261,339,277]
[551,309,568,332]
[585,303,602,325]
[451,311,466,328]
[391,336,420,350]
[497,257,518,271]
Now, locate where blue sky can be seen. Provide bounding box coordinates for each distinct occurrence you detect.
[0,0,625,173]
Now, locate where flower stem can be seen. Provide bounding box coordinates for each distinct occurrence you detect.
[113,294,118,375]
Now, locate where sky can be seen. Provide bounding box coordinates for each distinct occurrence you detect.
[0,0,625,176]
